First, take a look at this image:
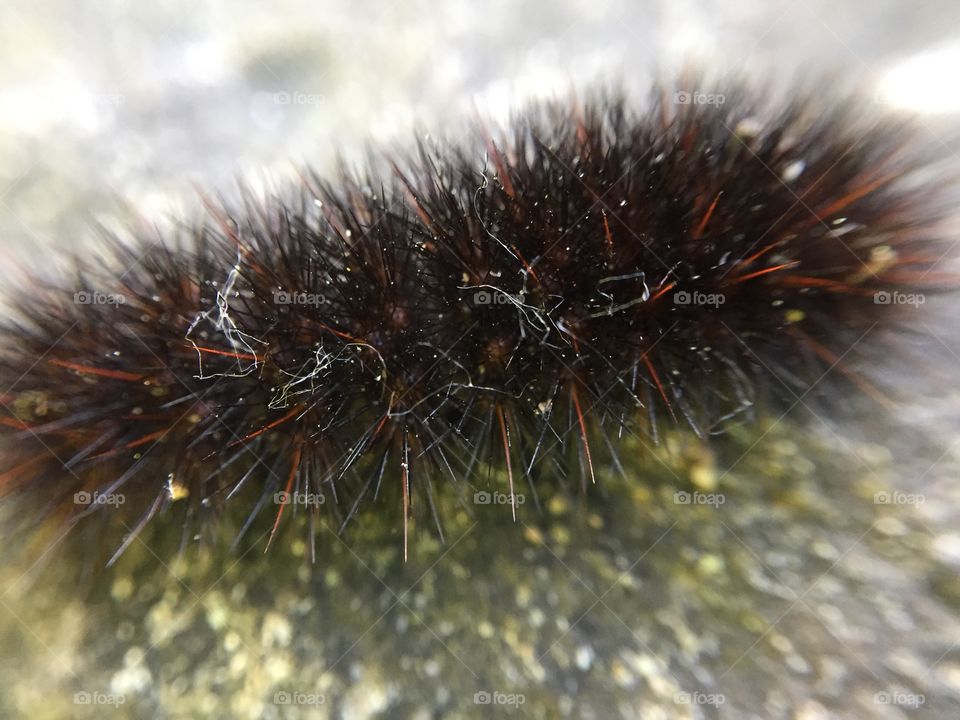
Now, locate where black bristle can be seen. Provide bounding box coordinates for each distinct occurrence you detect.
[0,83,955,558]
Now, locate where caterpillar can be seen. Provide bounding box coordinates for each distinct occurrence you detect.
[0,80,954,563]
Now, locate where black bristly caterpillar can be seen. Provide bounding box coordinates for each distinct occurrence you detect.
[0,81,955,562]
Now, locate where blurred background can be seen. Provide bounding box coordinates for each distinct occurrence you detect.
[0,0,959,266]
[1,1,960,719]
